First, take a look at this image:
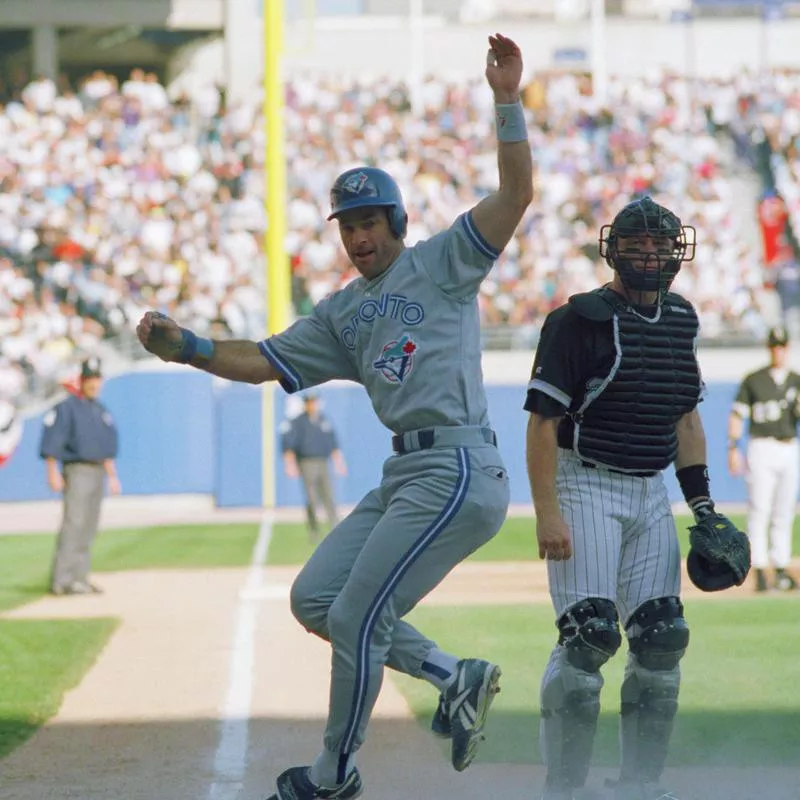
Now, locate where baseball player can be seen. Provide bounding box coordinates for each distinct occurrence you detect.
[728,325,800,592]
[136,33,532,800]
[524,197,741,800]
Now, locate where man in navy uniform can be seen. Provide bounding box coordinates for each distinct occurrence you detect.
[281,391,347,542]
[40,358,121,595]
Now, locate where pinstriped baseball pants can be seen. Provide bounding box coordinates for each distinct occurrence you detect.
[548,448,681,626]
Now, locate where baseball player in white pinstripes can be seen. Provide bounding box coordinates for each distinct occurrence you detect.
[137,33,532,800]
[524,197,738,800]
[728,325,800,592]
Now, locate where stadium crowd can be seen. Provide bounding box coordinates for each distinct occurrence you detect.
[742,69,800,257]
[0,65,796,406]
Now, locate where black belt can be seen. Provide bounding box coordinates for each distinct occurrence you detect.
[64,460,104,466]
[580,460,657,479]
[760,437,797,443]
[392,427,497,454]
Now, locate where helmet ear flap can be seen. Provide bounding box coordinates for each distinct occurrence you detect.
[389,208,408,239]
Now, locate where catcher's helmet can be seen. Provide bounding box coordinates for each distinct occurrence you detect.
[327,167,407,239]
[599,196,696,295]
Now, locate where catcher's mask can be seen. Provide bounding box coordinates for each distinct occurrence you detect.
[599,196,696,300]
[327,166,408,239]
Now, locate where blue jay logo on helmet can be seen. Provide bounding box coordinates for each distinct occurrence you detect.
[342,171,374,196]
[328,166,408,238]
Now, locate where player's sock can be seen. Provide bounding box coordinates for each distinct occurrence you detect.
[420,648,461,691]
[310,749,355,788]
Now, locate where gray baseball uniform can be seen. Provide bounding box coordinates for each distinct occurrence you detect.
[259,211,510,757]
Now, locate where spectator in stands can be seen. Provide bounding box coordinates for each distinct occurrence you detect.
[1,64,795,411]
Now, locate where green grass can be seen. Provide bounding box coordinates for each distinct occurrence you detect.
[0,522,262,762]
[0,618,118,758]
[390,597,800,767]
[265,513,800,565]
[90,523,260,570]
[0,524,260,613]
[1,515,797,769]
[268,522,325,565]
[5,515,798,583]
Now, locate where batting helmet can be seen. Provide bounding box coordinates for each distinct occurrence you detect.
[599,196,696,295]
[327,167,408,239]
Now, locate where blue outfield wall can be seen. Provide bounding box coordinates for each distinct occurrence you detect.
[0,370,748,509]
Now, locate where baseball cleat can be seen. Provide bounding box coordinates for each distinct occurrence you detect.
[430,693,451,738]
[440,658,502,771]
[540,788,608,800]
[51,580,102,596]
[612,780,679,800]
[264,766,363,800]
[775,569,797,591]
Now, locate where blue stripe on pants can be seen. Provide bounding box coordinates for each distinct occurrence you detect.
[340,447,471,753]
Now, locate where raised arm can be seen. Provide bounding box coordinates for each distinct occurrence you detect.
[469,33,534,253]
[136,311,279,384]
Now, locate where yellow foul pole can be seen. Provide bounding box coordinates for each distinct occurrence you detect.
[262,0,290,509]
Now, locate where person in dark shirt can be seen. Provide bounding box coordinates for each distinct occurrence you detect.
[39,358,120,595]
[524,196,732,800]
[281,392,346,542]
[728,325,800,592]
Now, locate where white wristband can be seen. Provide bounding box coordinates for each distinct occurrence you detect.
[495,101,528,143]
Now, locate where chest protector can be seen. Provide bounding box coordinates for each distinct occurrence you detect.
[568,288,701,473]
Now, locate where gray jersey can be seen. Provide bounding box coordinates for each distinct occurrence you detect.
[259,212,500,433]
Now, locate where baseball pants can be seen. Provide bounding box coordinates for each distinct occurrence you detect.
[298,457,339,534]
[548,449,682,624]
[289,437,509,756]
[746,437,799,569]
[51,462,105,591]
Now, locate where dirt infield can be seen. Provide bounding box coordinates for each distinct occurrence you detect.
[2,556,799,800]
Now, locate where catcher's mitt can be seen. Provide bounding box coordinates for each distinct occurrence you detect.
[687,511,751,592]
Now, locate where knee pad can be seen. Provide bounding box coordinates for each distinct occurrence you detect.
[626,596,690,671]
[558,597,623,672]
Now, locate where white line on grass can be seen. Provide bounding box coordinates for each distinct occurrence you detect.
[208,510,273,800]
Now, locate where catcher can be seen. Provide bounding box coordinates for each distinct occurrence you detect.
[524,196,750,800]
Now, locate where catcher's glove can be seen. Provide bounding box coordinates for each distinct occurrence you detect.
[686,509,751,592]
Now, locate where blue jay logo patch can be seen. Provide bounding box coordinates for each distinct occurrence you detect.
[343,171,371,194]
[373,334,417,384]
